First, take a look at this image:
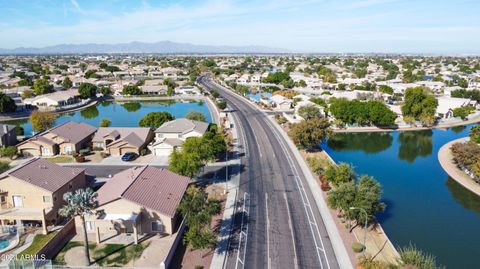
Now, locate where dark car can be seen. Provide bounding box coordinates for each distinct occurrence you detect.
[121,152,138,162]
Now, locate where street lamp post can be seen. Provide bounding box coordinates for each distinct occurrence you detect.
[225,149,228,194]
[349,207,368,256]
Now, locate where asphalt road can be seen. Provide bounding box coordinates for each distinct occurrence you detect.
[199,77,340,269]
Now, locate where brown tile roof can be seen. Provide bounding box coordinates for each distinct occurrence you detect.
[49,121,97,144]
[97,166,189,218]
[1,158,84,193]
[92,127,152,147]
[17,121,97,147]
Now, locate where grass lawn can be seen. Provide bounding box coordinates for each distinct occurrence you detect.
[52,241,90,265]
[93,242,150,267]
[53,241,149,266]
[45,156,74,163]
[17,231,58,258]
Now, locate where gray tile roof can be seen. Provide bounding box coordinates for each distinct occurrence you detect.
[97,166,189,218]
[155,118,209,135]
[1,158,84,193]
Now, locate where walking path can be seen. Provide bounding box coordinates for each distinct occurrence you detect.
[438,137,480,196]
[0,100,98,121]
[210,107,241,269]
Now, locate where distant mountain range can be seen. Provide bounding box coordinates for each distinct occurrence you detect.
[0,41,289,54]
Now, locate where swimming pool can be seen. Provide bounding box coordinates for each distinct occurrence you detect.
[0,239,9,249]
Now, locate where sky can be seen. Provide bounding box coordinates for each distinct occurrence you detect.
[0,0,479,53]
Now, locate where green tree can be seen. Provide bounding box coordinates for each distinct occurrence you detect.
[178,186,221,249]
[216,100,227,110]
[122,85,142,95]
[288,117,331,150]
[168,149,203,178]
[33,79,53,95]
[378,85,394,95]
[185,111,207,122]
[138,112,175,129]
[401,87,438,126]
[62,77,73,89]
[0,93,17,113]
[121,102,141,112]
[80,106,99,119]
[453,107,468,120]
[84,70,98,79]
[30,111,55,132]
[323,163,355,187]
[354,175,385,223]
[100,118,112,127]
[22,90,34,99]
[59,188,98,266]
[470,126,480,143]
[99,86,112,95]
[297,105,321,120]
[78,83,97,99]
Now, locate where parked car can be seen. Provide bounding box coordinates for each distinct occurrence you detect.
[121,152,138,162]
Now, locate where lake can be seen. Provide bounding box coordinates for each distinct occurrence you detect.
[4,100,212,136]
[322,125,480,269]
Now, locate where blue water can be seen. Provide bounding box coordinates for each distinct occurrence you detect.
[322,125,480,269]
[247,92,272,102]
[4,100,212,136]
[0,239,9,249]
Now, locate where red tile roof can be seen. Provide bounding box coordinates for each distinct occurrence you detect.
[97,166,189,218]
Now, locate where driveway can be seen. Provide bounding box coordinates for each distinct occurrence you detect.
[100,154,169,166]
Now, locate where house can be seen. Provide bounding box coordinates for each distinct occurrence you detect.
[270,94,293,110]
[175,86,201,95]
[0,124,17,147]
[92,127,154,156]
[23,89,81,109]
[436,96,476,119]
[81,166,189,244]
[149,118,209,156]
[140,85,168,95]
[17,121,97,157]
[0,158,86,233]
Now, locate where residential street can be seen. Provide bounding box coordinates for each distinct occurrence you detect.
[199,77,343,269]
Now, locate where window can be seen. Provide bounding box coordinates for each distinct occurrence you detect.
[42,196,51,203]
[85,221,95,231]
[53,195,57,202]
[151,220,164,232]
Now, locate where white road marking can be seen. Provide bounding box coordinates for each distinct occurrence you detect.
[265,192,271,269]
[284,192,299,269]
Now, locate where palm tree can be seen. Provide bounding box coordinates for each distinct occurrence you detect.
[59,188,98,266]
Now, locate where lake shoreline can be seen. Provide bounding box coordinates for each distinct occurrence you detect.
[438,137,480,197]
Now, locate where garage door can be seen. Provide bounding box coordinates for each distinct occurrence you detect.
[20,148,40,157]
[120,147,138,155]
[154,148,172,156]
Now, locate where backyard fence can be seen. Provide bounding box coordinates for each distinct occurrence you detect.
[160,219,186,269]
[37,219,76,260]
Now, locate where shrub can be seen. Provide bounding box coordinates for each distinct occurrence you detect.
[352,242,365,253]
[100,152,110,158]
[93,147,104,151]
[306,156,329,175]
[75,155,85,163]
[140,148,147,156]
[0,161,10,173]
[0,146,17,159]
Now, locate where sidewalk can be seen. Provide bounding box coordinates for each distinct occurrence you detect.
[210,108,241,269]
[438,137,480,196]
